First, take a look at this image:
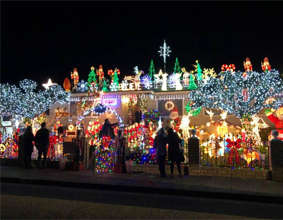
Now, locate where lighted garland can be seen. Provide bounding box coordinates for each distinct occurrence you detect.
[165,101,174,111]
[186,102,201,116]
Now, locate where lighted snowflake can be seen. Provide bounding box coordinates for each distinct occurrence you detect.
[158,40,171,63]
[77,80,89,92]
[141,75,152,89]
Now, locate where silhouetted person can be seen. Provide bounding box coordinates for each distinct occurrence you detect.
[270,130,283,170]
[135,107,142,123]
[23,126,34,168]
[100,119,118,139]
[35,122,49,169]
[167,128,182,178]
[153,127,168,177]
[188,129,200,166]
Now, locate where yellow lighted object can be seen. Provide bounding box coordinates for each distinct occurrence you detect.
[68,124,75,131]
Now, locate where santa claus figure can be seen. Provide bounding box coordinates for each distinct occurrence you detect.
[265,107,283,140]
[169,106,181,132]
[261,57,271,73]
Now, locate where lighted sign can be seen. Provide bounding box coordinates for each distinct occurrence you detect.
[103,98,117,106]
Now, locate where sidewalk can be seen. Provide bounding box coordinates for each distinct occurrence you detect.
[1,166,283,204]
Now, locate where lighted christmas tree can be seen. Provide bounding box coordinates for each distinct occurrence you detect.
[188,70,283,120]
[195,60,203,81]
[102,79,108,92]
[87,66,97,87]
[148,60,155,80]
[173,57,182,74]
[110,69,119,91]
[188,73,197,90]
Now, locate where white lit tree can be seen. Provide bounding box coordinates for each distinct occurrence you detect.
[188,70,283,120]
[0,79,68,119]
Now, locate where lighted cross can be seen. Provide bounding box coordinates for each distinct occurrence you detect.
[42,79,57,89]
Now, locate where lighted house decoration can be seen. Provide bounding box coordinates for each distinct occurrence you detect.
[71,68,79,91]
[261,57,271,73]
[181,68,190,87]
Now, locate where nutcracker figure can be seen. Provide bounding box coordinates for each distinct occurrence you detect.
[96,65,104,81]
[71,68,79,90]
[261,57,271,72]
[243,57,253,76]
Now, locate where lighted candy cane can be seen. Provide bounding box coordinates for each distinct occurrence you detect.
[221,64,236,72]
[226,138,242,165]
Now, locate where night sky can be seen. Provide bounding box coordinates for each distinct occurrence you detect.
[2,2,283,88]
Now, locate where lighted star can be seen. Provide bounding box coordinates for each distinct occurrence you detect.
[42,79,57,89]
[154,69,163,84]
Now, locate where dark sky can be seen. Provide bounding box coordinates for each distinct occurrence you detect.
[2,2,283,88]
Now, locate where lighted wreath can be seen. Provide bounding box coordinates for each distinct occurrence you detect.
[165,101,174,111]
[186,101,201,116]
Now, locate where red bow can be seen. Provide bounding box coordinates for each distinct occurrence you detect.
[226,138,242,164]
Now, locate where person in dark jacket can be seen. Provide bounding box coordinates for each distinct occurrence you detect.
[188,129,200,166]
[23,126,34,168]
[35,122,49,169]
[100,119,119,139]
[167,128,182,178]
[153,127,167,177]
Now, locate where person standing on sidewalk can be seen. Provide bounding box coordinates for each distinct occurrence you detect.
[188,129,200,166]
[35,122,49,169]
[23,126,34,169]
[167,128,182,178]
[153,127,168,177]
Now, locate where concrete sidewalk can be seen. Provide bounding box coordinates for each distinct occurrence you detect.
[1,166,283,204]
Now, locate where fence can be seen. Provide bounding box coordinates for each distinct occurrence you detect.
[200,140,269,169]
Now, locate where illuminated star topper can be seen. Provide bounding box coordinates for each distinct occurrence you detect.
[42,79,57,89]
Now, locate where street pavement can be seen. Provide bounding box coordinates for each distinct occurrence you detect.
[2,182,283,219]
[1,166,283,204]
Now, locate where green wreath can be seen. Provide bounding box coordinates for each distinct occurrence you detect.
[186,102,201,116]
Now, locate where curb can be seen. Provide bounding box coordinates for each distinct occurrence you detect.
[2,177,283,205]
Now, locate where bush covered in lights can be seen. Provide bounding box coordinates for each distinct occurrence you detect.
[188,70,283,119]
[0,79,68,118]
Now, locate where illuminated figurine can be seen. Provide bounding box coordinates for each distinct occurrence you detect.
[265,107,283,140]
[181,67,190,86]
[71,68,79,90]
[243,57,253,76]
[261,57,271,73]
[96,65,104,82]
